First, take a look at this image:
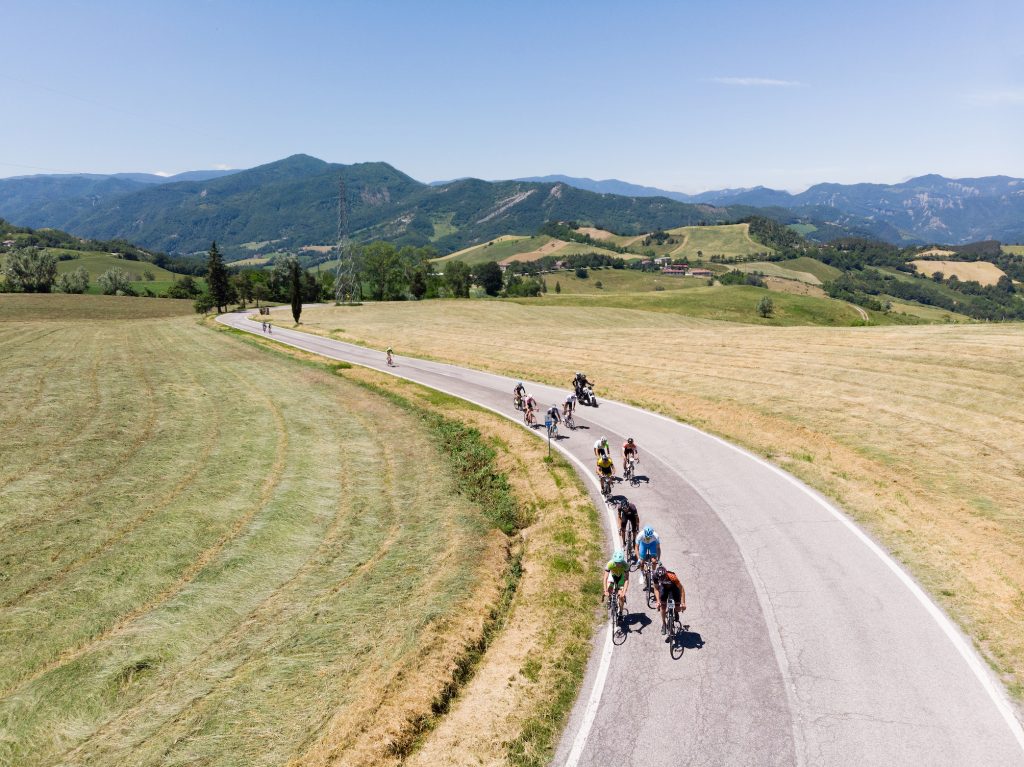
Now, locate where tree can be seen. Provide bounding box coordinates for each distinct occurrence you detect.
[206,241,231,312]
[288,256,302,323]
[474,261,503,296]
[165,274,201,299]
[409,267,427,300]
[2,248,57,292]
[97,267,135,295]
[555,281,561,294]
[56,266,89,294]
[444,260,472,298]
[193,292,215,314]
[756,295,774,318]
[360,242,407,300]
[575,267,588,279]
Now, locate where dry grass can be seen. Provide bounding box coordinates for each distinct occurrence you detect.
[763,276,827,297]
[288,300,1024,698]
[0,293,194,321]
[910,260,1007,285]
[0,297,574,766]
[499,239,566,264]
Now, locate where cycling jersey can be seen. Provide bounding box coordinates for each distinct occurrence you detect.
[547,408,560,422]
[596,458,614,475]
[636,532,661,561]
[617,500,638,524]
[594,439,610,456]
[623,442,638,455]
[657,570,683,604]
[605,559,628,587]
[525,397,537,410]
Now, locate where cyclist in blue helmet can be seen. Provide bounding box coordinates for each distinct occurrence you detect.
[635,525,661,568]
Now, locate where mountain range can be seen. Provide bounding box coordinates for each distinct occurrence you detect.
[516,174,1024,244]
[0,156,1021,258]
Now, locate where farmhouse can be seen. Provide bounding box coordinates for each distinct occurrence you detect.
[687,268,713,277]
[653,257,671,266]
[662,267,688,276]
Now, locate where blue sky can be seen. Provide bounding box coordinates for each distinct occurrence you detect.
[2,0,1022,191]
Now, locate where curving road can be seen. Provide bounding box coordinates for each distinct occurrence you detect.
[218,310,1024,766]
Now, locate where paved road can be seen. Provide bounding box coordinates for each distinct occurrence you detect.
[219,310,1024,766]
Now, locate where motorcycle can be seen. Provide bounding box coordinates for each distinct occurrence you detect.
[577,384,598,407]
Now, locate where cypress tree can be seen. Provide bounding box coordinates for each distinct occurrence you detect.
[206,241,230,312]
[289,256,302,324]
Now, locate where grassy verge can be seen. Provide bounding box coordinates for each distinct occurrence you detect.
[281,300,1024,700]
[213,323,605,765]
[0,296,601,767]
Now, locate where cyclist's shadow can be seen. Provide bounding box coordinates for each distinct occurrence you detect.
[614,610,652,644]
[669,625,705,659]
[629,474,652,486]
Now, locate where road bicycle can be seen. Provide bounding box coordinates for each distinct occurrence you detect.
[641,558,658,608]
[608,584,624,627]
[624,456,637,483]
[599,472,614,497]
[622,518,634,562]
[385,351,394,367]
[547,420,559,439]
[666,597,680,641]
[524,408,535,426]
[564,410,576,430]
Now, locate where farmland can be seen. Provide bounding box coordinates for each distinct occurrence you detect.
[909,259,1008,286]
[665,223,771,260]
[45,249,203,295]
[0,295,599,766]
[283,300,1024,698]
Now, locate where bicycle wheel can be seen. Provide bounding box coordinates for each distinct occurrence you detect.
[645,567,656,608]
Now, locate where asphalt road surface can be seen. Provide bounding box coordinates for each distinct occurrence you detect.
[219,310,1024,766]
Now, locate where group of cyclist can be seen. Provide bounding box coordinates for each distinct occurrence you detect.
[605,516,686,637]
[512,374,688,639]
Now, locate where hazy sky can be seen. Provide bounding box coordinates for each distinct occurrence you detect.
[2,0,1022,192]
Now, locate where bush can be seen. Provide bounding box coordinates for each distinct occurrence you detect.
[97,267,135,296]
[2,248,57,292]
[575,267,588,279]
[756,295,775,318]
[56,266,89,294]
[193,292,215,314]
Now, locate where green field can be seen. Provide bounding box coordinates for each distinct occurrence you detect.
[46,249,203,295]
[0,295,520,766]
[776,256,842,282]
[663,223,773,260]
[433,235,536,265]
[543,268,702,294]
[788,223,818,236]
[1002,245,1024,256]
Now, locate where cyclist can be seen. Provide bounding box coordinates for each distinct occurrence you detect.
[562,393,577,419]
[622,437,639,466]
[596,453,615,494]
[524,394,538,424]
[545,405,561,436]
[513,381,526,410]
[386,346,394,366]
[594,436,611,460]
[615,498,640,556]
[604,549,630,617]
[653,563,686,635]
[635,525,661,574]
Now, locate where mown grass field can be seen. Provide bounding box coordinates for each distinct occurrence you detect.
[433,235,538,265]
[543,269,701,294]
[0,295,600,767]
[664,223,772,260]
[525,283,877,325]
[731,261,824,285]
[1001,245,1024,256]
[287,300,1024,699]
[909,259,1007,286]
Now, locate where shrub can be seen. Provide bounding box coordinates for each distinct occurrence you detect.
[97,267,135,295]
[575,267,588,279]
[757,295,775,318]
[56,266,89,294]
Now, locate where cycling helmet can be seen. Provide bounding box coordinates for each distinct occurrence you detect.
[643,525,654,539]
[600,436,608,444]
[517,381,523,387]
[626,437,634,444]
[655,564,667,580]
[612,550,626,564]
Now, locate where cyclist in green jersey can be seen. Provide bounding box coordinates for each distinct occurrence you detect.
[604,550,630,615]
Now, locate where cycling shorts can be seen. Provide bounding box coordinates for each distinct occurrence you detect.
[637,540,660,561]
